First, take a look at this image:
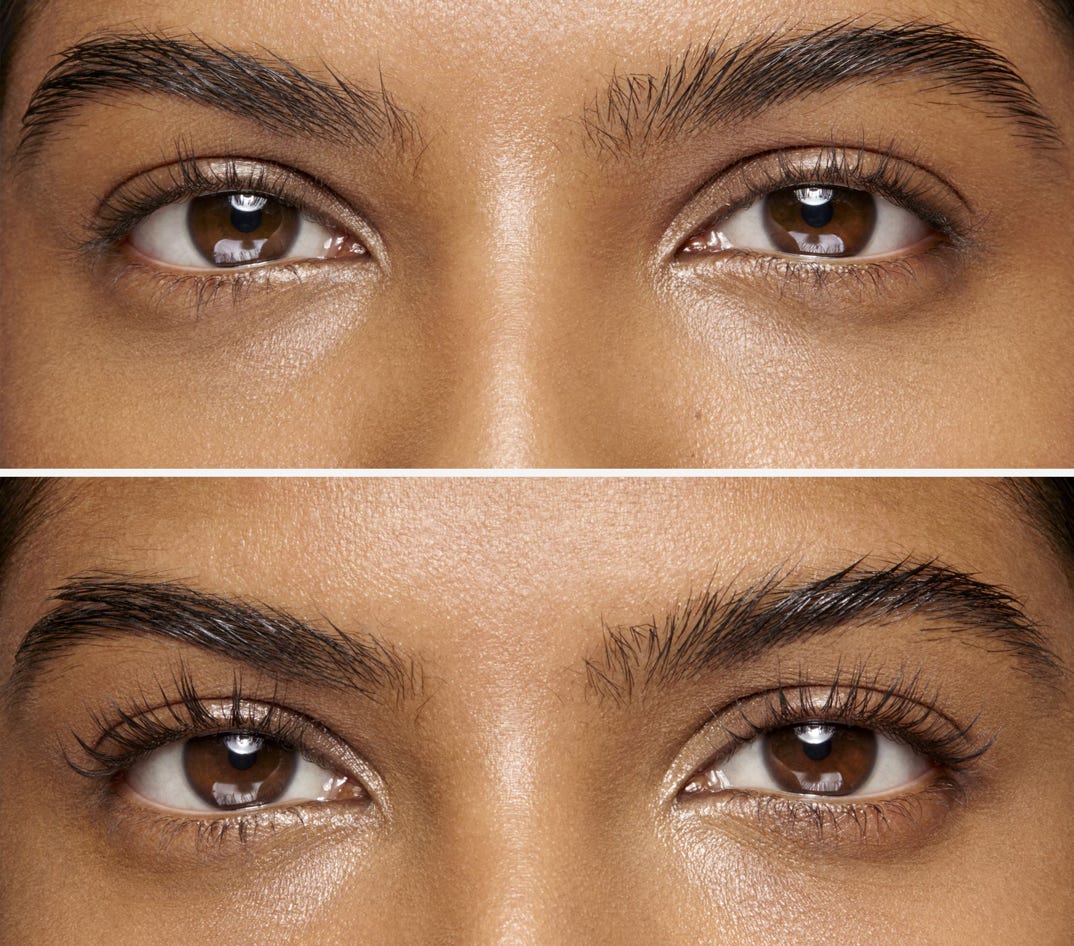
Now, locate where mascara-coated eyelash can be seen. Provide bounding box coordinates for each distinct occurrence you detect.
[673,668,992,846]
[67,671,378,843]
[84,153,373,272]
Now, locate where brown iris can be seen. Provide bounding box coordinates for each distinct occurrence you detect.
[187,193,299,267]
[762,723,877,796]
[763,186,876,257]
[182,732,297,810]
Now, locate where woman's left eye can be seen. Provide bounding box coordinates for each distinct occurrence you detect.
[127,192,367,270]
[683,722,933,799]
[124,731,365,814]
[682,186,935,260]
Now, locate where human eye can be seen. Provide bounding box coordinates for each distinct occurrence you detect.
[87,153,372,275]
[124,731,363,814]
[128,192,365,270]
[671,146,969,295]
[68,673,378,846]
[683,721,930,797]
[673,669,992,847]
[682,185,933,260]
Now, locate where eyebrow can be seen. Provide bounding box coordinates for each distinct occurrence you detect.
[3,575,422,703]
[582,21,1063,155]
[586,559,1062,702]
[13,31,417,164]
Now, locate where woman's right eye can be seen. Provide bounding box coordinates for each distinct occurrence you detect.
[124,731,366,814]
[127,192,368,270]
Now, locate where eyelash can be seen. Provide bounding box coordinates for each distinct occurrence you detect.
[682,667,992,844]
[675,144,972,293]
[67,670,361,847]
[88,153,326,248]
[82,151,364,310]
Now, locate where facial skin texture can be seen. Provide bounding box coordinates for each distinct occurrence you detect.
[1,0,1073,467]
[0,477,1072,945]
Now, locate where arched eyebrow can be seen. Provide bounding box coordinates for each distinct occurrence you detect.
[11,31,418,166]
[582,21,1063,156]
[3,574,423,704]
[585,559,1063,703]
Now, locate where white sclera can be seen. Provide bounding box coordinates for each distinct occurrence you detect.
[715,191,932,259]
[709,727,932,798]
[127,197,343,269]
[126,738,348,813]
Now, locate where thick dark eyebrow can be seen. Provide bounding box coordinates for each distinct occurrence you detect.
[586,560,1062,702]
[582,21,1063,155]
[3,575,422,703]
[12,32,417,165]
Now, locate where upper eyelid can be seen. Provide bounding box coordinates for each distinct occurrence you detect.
[661,145,975,260]
[661,675,991,803]
[86,155,381,256]
[72,695,362,781]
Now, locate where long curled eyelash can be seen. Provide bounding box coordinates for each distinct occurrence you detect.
[66,667,318,780]
[720,665,993,772]
[83,147,336,251]
[681,666,992,844]
[721,144,967,240]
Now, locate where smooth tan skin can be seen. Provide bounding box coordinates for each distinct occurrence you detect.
[0,478,1071,944]
[1,0,1073,467]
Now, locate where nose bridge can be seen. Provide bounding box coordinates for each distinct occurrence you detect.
[421,145,561,468]
[429,694,587,946]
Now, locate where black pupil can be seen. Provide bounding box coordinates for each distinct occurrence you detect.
[801,734,833,761]
[226,737,261,770]
[230,198,264,233]
[799,196,834,228]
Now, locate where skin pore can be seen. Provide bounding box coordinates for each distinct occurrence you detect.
[1,1,1074,467]
[0,478,1072,944]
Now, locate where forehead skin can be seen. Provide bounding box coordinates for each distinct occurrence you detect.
[1,0,1073,466]
[0,478,1072,945]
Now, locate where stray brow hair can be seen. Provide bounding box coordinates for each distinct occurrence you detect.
[4,574,423,703]
[582,21,1063,155]
[13,31,417,164]
[586,559,1062,703]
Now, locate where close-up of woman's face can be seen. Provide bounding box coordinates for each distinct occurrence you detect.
[0,478,1071,943]
[2,0,1073,467]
